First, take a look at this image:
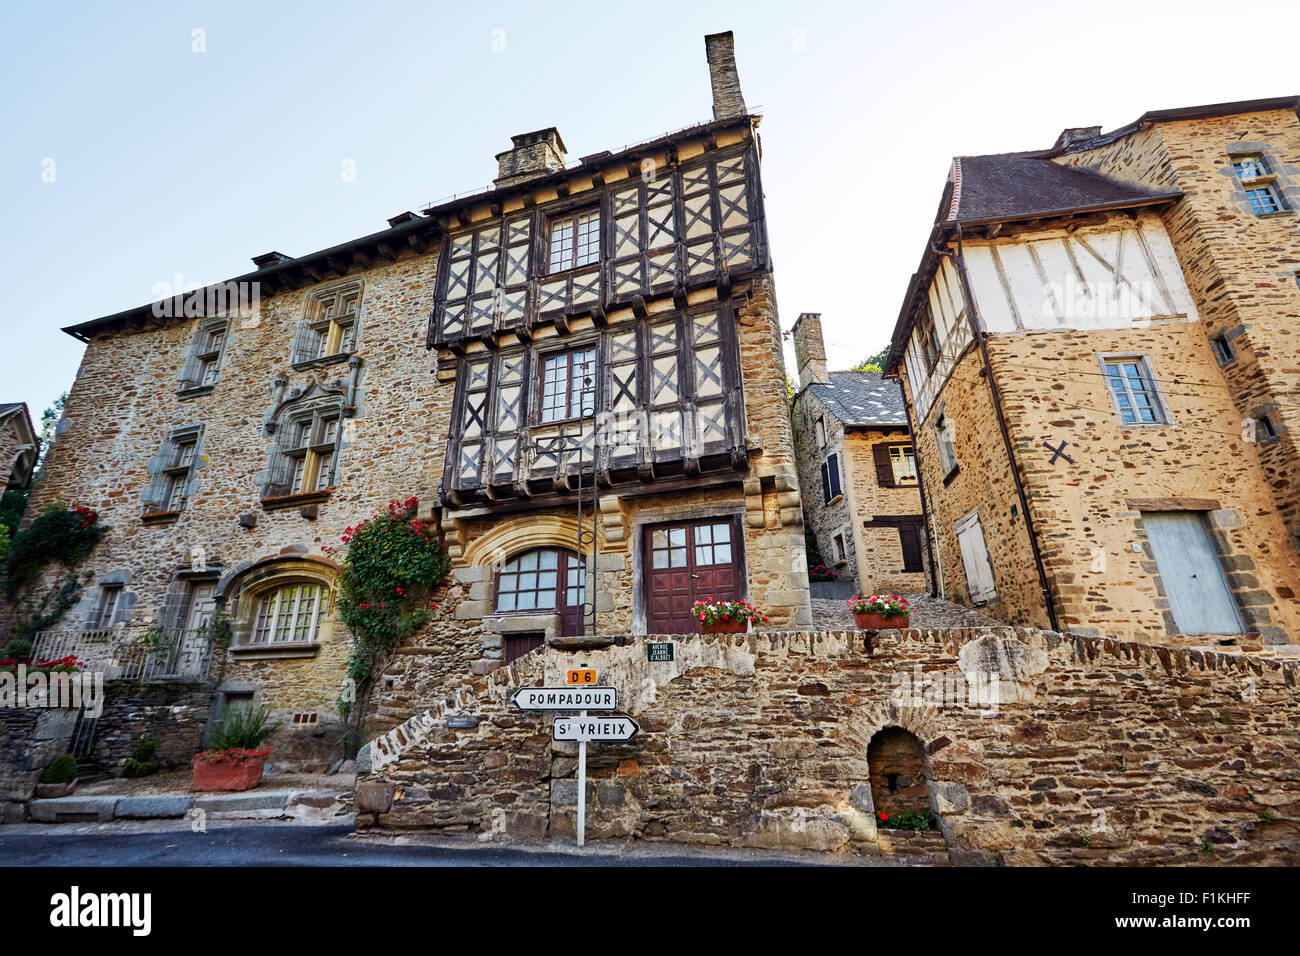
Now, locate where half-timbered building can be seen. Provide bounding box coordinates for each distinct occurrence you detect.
[9,31,809,770]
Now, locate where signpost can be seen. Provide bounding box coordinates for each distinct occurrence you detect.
[508,680,634,848]
[552,715,640,742]
[510,687,616,711]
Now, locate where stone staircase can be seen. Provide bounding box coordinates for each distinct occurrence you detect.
[875,828,952,865]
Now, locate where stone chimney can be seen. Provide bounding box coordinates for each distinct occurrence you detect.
[1052,125,1102,151]
[792,312,828,388]
[494,128,568,188]
[704,31,747,120]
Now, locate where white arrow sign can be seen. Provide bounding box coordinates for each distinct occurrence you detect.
[511,686,618,711]
[552,715,640,742]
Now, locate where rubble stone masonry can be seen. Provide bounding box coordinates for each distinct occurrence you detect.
[355,626,1300,865]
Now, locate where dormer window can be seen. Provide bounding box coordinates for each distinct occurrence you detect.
[548,210,600,273]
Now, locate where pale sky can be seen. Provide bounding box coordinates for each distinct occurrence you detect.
[3,0,1299,418]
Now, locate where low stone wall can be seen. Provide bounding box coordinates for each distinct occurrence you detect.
[81,679,216,777]
[354,626,1300,864]
[0,707,79,823]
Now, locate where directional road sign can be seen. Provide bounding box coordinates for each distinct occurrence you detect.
[552,715,640,742]
[510,686,617,711]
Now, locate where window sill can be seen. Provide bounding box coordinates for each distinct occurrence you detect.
[1253,210,1296,220]
[260,489,334,512]
[1117,421,1175,430]
[229,642,321,660]
[941,465,960,487]
[141,510,182,526]
[291,353,354,372]
[177,384,216,400]
[824,494,844,507]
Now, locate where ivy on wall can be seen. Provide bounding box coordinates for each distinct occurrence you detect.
[325,497,449,750]
[2,504,107,634]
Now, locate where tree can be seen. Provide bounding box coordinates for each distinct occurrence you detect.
[852,346,891,373]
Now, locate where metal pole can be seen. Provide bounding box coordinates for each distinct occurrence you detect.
[577,709,587,848]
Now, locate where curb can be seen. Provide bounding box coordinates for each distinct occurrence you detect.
[26,788,351,825]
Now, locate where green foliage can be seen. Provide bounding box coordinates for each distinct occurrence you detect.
[3,637,33,661]
[3,504,106,600]
[41,753,78,784]
[852,346,891,372]
[0,489,27,536]
[1080,835,1092,848]
[329,497,449,720]
[0,523,8,567]
[14,570,95,636]
[123,738,160,778]
[878,807,935,831]
[210,703,280,750]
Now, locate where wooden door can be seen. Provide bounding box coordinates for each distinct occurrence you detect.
[644,518,741,633]
[1143,512,1244,635]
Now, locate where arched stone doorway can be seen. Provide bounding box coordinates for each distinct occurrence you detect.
[867,726,931,821]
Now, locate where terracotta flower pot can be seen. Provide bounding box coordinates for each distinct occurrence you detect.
[192,755,265,792]
[35,779,78,799]
[700,617,749,634]
[854,612,909,630]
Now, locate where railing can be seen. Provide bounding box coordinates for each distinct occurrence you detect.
[28,626,215,681]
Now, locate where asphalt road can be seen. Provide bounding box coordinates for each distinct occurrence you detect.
[0,823,824,867]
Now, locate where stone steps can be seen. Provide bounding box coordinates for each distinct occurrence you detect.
[875,828,952,864]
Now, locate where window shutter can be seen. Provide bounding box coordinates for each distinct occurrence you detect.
[820,460,831,505]
[957,517,996,602]
[899,525,924,573]
[327,406,345,486]
[142,439,173,513]
[873,444,896,487]
[828,453,842,500]
[178,343,203,389]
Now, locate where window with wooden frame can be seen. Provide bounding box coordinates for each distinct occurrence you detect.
[179,318,230,394]
[265,404,342,500]
[251,583,330,645]
[1210,332,1235,365]
[539,347,598,423]
[494,548,585,613]
[872,441,916,487]
[898,524,925,573]
[91,584,123,630]
[833,532,846,562]
[547,209,600,274]
[291,280,363,366]
[1100,355,1169,425]
[814,416,826,450]
[143,425,202,518]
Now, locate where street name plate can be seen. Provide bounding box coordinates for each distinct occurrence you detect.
[647,642,674,662]
[511,686,617,711]
[552,715,640,742]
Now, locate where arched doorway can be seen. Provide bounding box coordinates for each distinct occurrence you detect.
[867,727,931,823]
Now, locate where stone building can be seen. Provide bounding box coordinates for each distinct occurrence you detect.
[790,314,927,594]
[885,96,1300,646]
[0,403,37,492]
[10,31,810,768]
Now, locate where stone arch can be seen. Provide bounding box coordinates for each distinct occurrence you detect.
[461,512,604,573]
[216,552,340,648]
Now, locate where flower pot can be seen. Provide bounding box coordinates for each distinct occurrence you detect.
[35,779,78,799]
[700,618,749,634]
[191,755,265,792]
[854,612,909,630]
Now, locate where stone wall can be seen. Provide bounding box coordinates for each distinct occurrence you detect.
[0,706,78,822]
[842,428,928,595]
[791,388,855,582]
[354,626,1300,864]
[79,679,218,777]
[1059,107,1300,578]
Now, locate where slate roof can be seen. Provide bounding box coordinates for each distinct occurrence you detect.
[944,152,1178,225]
[807,371,907,428]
